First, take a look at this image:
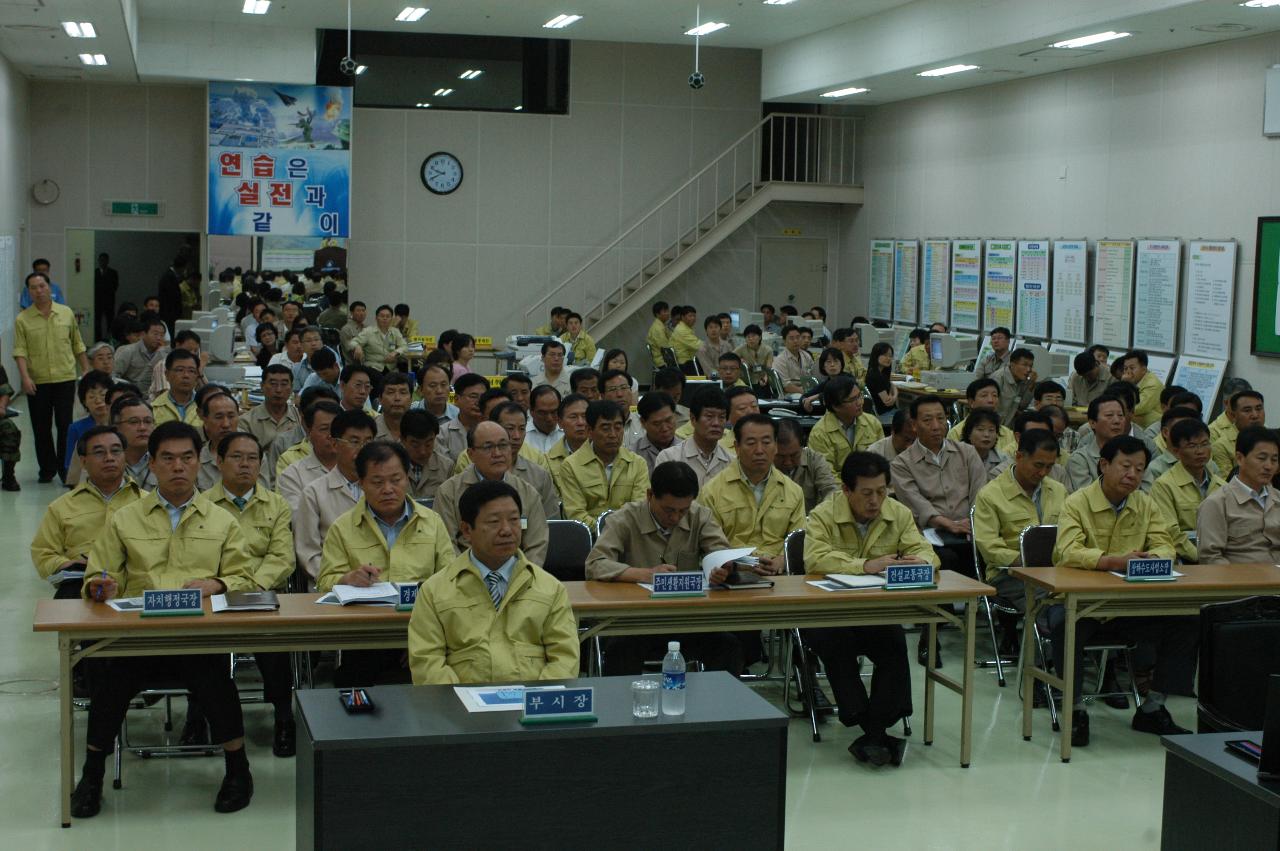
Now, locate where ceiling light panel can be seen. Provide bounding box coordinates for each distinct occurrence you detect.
[1051,31,1131,49]
[459,69,483,80]
[79,53,108,66]
[917,64,979,77]
[62,22,96,38]
[821,86,868,97]
[395,7,429,22]
[242,0,270,14]
[434,88,453,96]
[685,22,729,36]
[544,14,583,29]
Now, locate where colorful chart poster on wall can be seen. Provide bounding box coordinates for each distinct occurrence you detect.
[920,239,951,327]
[207,81,351,237]
[1051,240,1088,344]
[1182,240,1236,361]
[1016,240,1050,340]
[982,240,1016,331]
[1092,239,1135,349]
[869,240,894,321]
[893,240,920,326]
[1171,357,1228,421]
[1133,240,1181,353]
[950,240,982,331]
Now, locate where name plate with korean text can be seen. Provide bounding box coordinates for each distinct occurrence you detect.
[1126,557,1176,582]
[521,686,596,724]
[651,571,707,598]
[141,589,204,617]
[395,583,420,612]
[884,563,937,590]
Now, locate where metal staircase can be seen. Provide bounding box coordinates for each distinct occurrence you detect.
[525,113,864,340]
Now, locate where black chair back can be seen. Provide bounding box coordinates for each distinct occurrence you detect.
[1198,595,1280,732]
[1018,525,1058,568]
[783,529,806,576]
[543,519,593,582]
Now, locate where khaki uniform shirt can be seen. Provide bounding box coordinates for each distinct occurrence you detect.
[647,318,671,368]
[1196,478,1280,565]
[696,338,734,377]
[973,467,1066,580]
[409,448,453,502]
[1054,480,1175,569]
[295,467,362,579]
[85,490,255,598]
[276,451,329,516]
[773,348,814,387]
[239,403,300,452]
[630,434,676,474]
[196,445,221,492]
[558,443,650,526]
[113,339,167,397]
[992,365,1034,427]
[1132,370,1164,429]
[30,480,144,580]
[699,464,805,557]
[152,392,202,429]
[671,322,701,365]
[803,494,939,575]
[807,410,882,475]
[1069,372,1108,408]
[1151,463,1224,563]
[13,302,86,384]
[654,437,733,490]
[433,468,549,566]
[353,326,408,372]
[780,448,839,513]
[890,439,987,528]
[197,483,294,590]
[408,551,579,685]
[974,350,1009,381]
[585,500,730,580]
[317,497,455,592]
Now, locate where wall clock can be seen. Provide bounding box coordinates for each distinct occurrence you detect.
[421,152,463,195]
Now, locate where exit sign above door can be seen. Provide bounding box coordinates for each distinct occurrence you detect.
[104,200,163,217]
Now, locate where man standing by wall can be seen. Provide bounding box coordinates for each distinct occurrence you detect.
[94,253,119,342]
[14,271,89,483]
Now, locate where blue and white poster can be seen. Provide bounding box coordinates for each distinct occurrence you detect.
[207,81,351,238]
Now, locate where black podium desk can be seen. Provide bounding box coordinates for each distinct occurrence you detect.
[1162,731,1280,850]
[296,672,788,850]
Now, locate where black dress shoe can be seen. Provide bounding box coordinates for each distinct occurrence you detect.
[71,775,103,819]
[272,718,296,758]
[1132,706,1190,736]
[885,733,907,767]
[179,717,210,746]
[916,636,943,669]
[1,478,19,492]
[37,473,55,484]
[849,733,893,767]
[214,771,254,813]
[810,686,835,716]
[1071,709,1090,747]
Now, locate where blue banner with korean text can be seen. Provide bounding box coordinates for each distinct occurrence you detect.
[207,81,351,238]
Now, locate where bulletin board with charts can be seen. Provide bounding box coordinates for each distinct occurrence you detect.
[1251,218,1280,357]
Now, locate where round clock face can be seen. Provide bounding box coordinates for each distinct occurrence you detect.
[421,152,463,195]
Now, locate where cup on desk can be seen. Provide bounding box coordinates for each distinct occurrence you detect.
[631,676,661,719]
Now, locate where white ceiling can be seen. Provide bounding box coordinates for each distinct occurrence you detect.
[2,0,1280,107]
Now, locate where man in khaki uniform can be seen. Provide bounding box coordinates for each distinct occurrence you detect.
[1121,349,1164,429]
[435,421,549,564]
[320,441,456,686]
[558,400,650,526]
[239,364,300,454]
[1197,426,1280,564]
[196,431,297,757]
[802,451,938,768]
[490,402,560,520]
[1150,418,1223,563]
[400,409,452,502]
[1052,434,1193,747]
[867,410,915,463]
[586,460,741,672]
[294,410,374,579]
[1211,390,1265,476]
[807,375,883,475]
[275,401,341,513]
[773,417,838,512]
[373,372,413,442]
[646,301,671,369]
[654,387,733,488]
[196,391,240,491]
[409,479,579,685]
[1066,394,1130,493]
[151,348,203,428]
[991,348,1036,427]
[626,391,679,472]
[73,421,256,818]
[350,305,408,373]
[31,425,143,598]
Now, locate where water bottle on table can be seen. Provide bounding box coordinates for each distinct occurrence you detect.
[661,641,686,716]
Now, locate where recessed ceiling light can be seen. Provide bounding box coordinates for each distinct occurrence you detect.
[544,14,583,29]
[1051,31,1131,49]
[763,0,798,5]
[241,0,270,14]
[459,69,483,80]
[62,22,96,38]
[395,7,429,22]
[416,102,431,108]
[685,22,729,36]
[434,88,453,96]
[514,105,523,111]
[917,63,979,77]
[1241,1,1280,7]
[355,64,367,75]
[78,53,108,66]
[820,86,868,98]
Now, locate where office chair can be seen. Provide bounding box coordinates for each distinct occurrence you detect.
[544,519,593,582]
[1197,595,1280,732]
[969,505,1018,687]
[594,509,612,540]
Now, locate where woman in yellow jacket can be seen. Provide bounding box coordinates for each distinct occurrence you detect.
[409,480,580,685]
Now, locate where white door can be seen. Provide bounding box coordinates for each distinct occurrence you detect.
[757,237,828,316]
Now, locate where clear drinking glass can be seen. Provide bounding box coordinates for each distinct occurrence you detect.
[631,677,661,718]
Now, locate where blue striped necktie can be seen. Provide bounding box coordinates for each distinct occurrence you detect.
[485,571,503,609]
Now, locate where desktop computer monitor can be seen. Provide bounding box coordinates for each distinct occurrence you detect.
[196,323,235,363]
[928,334,966,369]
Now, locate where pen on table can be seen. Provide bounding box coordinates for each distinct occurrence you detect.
[95,570,107,601]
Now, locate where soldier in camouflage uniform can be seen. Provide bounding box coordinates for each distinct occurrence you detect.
[0,378,21,490]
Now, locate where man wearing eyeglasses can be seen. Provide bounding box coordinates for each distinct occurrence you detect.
[111,396,156,490]
[433,421,549,565]
[152,349,204,427]
[438,373,489,463]
[293,410,375,580]
[197,391,242,491]
[807,375,881,475]
[31,426,143,598]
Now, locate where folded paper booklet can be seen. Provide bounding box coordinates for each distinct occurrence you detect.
[316,582,400,606]
[807,574,888,592]
[211,590,279,613]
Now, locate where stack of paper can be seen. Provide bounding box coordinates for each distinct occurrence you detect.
[315,582,404,606]
[807,574,887,592]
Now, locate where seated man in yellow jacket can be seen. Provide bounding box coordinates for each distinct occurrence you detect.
[803,451,938,768]
[972,429,1066,655]
[151,347,203,427]
[319,441,456,686]
[197,430,297,758]
[31,425,144,598]
[557,400,650,526]
[807,375,883,474]
[1051,434,1195,748]
[409,479,580,684]
[1210,389,1265,476]
[74,421,257,818]
[1120,349,1164,429]
[1150,418,1223,563]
